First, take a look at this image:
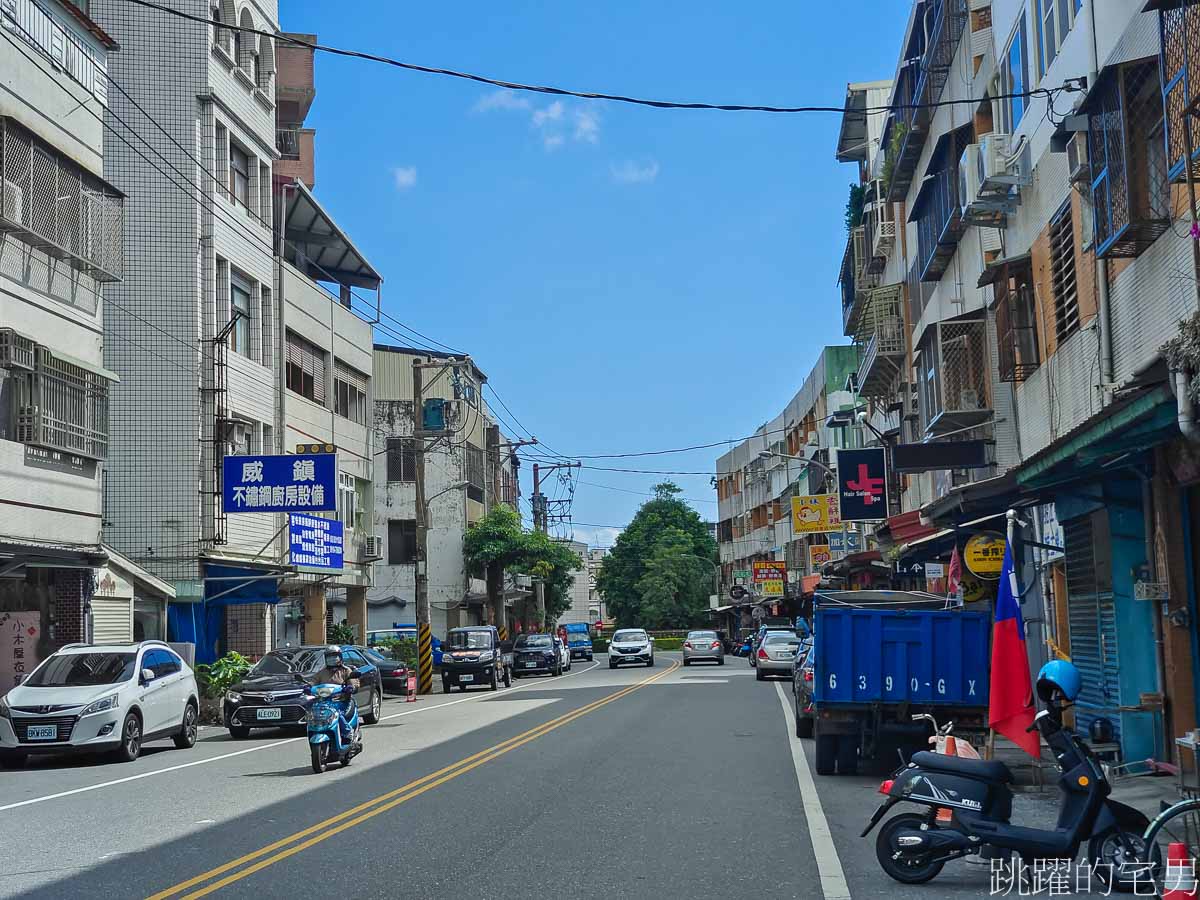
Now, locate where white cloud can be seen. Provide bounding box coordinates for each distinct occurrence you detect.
[573,109,600,144]
[532,100,564,127]
[609,160,660,185]
[570,525,623,549]
[473,89,532,113]
[392,166,417,190]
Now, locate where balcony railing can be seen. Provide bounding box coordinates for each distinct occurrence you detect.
[14,347,111,460]
[2,0,109,106]
[0,117,123,282]
[855,285,905,400]
[839,229,859,335]
[912,130,970,282]
[918,318,991,436]
[863,180,896,273]
[276,126,301,161]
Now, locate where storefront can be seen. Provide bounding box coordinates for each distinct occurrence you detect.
[90,549,175,644]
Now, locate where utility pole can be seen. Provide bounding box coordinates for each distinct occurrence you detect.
[485,431,537,639]
[531,460,581,627]
[413,357,432,694]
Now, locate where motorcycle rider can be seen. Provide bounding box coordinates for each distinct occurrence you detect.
[309,646,360,745]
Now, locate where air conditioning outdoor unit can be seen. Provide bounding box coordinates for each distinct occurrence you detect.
[1066,131,1089,185]
[959,144,983,213]
[980,132,1014,181]
[1,178,24,224]
[363,535,383,560]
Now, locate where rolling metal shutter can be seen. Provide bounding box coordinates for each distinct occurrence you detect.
[1064,510,1120,743]
[91,597,132,644]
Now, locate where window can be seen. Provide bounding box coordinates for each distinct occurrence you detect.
[1035,0,1076,79]
[1049,203,1079,343]
[230,143,250,207]
[339,472,357,530]
[334,360,369,424]
[1000,12,1029,133]
[230,271,252,357]
[465,442,485,503]
[387,519,418,564]
[215,122,229,199]
[386,437,417,482]
[259,160,271,224]
[285,330,326,404]
[992,258,1040,382]
[13,347,111,459]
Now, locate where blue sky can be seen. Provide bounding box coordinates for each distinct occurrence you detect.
[282,1,910,547]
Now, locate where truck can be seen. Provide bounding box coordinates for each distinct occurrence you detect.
[561,622,594,661]
[793,590,991,777]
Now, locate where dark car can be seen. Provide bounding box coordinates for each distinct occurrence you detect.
[362,647,410,696]
[791,640,816,738]
[223,644,382,738]
[511,633,561,678]
[440,626,512,692]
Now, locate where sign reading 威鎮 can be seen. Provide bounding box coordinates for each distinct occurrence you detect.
[791,494,841,533]
[288,513,344,572]
[222,453,338,513]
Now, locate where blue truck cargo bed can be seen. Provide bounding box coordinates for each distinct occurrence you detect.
[813,606,990,706]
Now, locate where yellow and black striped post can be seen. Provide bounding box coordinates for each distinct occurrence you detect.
[498,625,508,643]
[418,622,434,694]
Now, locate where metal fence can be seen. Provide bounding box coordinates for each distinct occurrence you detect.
[14,347,110,460]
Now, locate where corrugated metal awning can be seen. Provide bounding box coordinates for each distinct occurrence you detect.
[284,179,382,290]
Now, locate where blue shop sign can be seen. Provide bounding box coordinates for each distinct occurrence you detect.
[289,513,344,572]
[222,453,337,513]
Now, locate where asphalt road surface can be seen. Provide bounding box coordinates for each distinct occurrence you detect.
[0,653,1066,899]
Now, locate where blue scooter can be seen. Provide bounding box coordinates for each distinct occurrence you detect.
[306,682,362,774]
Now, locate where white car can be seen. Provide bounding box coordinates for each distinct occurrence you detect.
[0,640,199,768]
[608,629,654,668]
[555,637,571,672]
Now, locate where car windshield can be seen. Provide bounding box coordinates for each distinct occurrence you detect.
[764,634,801,647]
[688,632,717,641]
[252,650,323,675]
[613,631,646,643]
[249,653,295,675]
[25,652,136,687]
[447,631,491,650]
[515,635,552,648]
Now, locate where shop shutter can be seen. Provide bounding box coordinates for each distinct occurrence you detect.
[1063,511,1120,743]
[92,597,133,643]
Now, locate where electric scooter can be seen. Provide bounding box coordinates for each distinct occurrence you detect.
[863,680,1151,890]
[305,682,362,774]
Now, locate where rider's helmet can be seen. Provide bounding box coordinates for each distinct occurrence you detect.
[324,646,344,669]
[1036,659,1082,703]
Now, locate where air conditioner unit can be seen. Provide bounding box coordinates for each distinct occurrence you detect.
[0,328,35,370]
[1066,131,1089,185]
[363,535,383,560]
[959,144,983,212]
[224,420,252,450]
[1,178,24,224]
[980,132,1013,181]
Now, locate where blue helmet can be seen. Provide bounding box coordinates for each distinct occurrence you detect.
[1037,659,1082,702]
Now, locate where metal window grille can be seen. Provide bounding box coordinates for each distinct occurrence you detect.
[276,127,300,160]
[285,330,326,404]
[465,443,485,503]
[260,286,272,370]
[919,319,991,435]
[1049,203,1079,343]
[1160,0,1200,182]
[993,260,1040,383]
[14,347,110,459]
[385,437,416,482]
[0,117,123,280]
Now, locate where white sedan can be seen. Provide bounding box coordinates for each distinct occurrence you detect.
[555,637,572,672]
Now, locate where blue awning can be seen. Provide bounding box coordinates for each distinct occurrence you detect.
[203,564,284,606]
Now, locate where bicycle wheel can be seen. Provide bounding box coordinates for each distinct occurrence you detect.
[1141,797,1200,894]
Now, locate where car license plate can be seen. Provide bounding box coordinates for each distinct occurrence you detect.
[524,662,537,668]
[26,725,56,740]
[256,708,282,720]
[459,674,474,683]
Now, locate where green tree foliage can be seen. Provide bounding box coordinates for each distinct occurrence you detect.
[845,182,865,234]
[521,530,583,625]
[595,482,718,629]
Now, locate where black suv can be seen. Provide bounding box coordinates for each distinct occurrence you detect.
[441,626,512,692]
[223,645,382,738]
[511,633,561,678]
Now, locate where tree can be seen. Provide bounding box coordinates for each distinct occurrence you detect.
[596,482,718,628]
[520,531,583,628]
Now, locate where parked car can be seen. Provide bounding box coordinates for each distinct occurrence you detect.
[682,630,724,666]
[792,641,816,737]
[608,628,654,668]
[755,632,804,681]
[0,640,199,767]
[441,626,512,692]
[555,637,572,672]
[749,626,795,668]
[224,644,381,738]
[512,633,560,677]
[562,623,594,660]
[361,647,409,695]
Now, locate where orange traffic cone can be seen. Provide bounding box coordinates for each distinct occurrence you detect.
[1163,842,1198,899]
[945,735,958,756]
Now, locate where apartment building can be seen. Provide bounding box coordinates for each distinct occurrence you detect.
[831,0,1200,764]
[587,547,606,623]
[369,346,522,638]
[557,539,590,625]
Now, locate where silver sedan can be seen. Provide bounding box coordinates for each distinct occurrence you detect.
[756,632,803,680]
[682,630,724,666]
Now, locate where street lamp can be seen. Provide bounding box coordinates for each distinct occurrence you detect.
[757,449,835,480]
[425,480,469,510]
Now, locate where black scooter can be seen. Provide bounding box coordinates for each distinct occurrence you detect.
[862,698,1151,890]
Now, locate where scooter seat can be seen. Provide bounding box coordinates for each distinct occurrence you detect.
[911,750,1013,783]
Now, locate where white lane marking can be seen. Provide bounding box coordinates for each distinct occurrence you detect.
[775,681,851,900]
[0,660,602,814]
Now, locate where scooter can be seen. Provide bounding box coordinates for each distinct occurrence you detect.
[306,682,362,774]
[863,676,1150,890]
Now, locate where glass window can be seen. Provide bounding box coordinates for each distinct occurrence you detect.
[230,143,250,207]
[1000,13,1029,131]
[285,330,327,403]
[25,652,136,686]
[339,473,357,530]
[230,273,252,357]
[387,519,417,564]
[1035,0,1076,79]
[133,600,163,642]
[447,630,492,650]
[514,635,552,648]
[386,438,417,482]
[612,630,647,643]
[251,652,296,675]
[334,361,368,424]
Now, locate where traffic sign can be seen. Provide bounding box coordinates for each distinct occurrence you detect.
[729,585,749,601]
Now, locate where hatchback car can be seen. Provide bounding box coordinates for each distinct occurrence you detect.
[791,641,816,737]
[512,633,560,677]
[755,632,804,681]
[682,630,724,666]
[0,640,199,767]
[223,644,381,737]
[608,629,654,668]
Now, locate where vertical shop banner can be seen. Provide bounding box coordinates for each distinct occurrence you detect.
[924,561,947,595]
[753,561,786,597]
[836,447,888,521]
[791,494,841,533]
[0,611,40,696]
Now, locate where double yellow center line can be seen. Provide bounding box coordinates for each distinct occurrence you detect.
[150,660,679,899]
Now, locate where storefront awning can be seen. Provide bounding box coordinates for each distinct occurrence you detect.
[203,564,287,606]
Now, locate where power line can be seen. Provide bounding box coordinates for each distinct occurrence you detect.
[577,479,716,504]
[120,0,1068,117]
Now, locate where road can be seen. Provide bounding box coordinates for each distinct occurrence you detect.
[0,653,1062,899]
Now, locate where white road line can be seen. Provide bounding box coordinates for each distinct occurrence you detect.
[775,681,851,900]
[0,660,601,814]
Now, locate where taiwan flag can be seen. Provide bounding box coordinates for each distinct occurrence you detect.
[988,544,1040,757]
